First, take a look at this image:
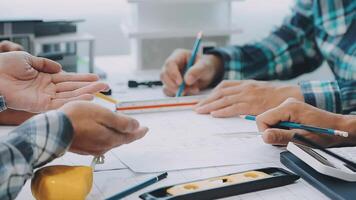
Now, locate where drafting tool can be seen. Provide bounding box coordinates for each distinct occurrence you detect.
[95,93,118,104]
[176,31,203,97]
[106,172,168,200]
[116,95,206,114]
[242,115,348,137]
[140,168,299,200]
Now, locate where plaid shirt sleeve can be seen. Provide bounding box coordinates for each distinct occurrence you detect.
[207,0,323,81]
[300,80,356,114]
[0,111,74,200]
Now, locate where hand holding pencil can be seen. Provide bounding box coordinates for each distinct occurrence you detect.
[255,98,356,147]
[160,32,224,97]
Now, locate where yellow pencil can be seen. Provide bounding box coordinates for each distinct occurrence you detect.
[95,93,118,104]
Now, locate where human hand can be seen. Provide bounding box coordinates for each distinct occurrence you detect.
[256,98,356,147]
[60,101,148,155]
[160,49,224,96]
[195,80,304,117]
[0,40,24,52]
[0,52,109,113]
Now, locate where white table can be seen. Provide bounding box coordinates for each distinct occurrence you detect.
[1,55,329,200]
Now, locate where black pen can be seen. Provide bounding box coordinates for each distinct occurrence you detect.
[106,172,168,200]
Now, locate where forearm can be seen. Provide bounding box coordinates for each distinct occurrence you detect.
[0,111,73,199]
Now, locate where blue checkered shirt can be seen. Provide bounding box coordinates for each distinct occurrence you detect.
[0,106,73,200]
[208,0,355,114]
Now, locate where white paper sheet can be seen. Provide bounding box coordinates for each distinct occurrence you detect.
[112,110,283,172]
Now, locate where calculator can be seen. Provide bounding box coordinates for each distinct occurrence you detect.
[287,142,356,182]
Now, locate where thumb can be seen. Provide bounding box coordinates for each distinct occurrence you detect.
[29,55,62,73]
[262,128,295,146]
[184,61,206,86]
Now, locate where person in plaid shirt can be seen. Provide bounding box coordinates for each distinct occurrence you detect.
[160,0,355,116]
[0,49,148,199]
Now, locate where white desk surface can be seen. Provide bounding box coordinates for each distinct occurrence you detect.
[0,55,329,200]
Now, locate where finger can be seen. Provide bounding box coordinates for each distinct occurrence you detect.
[0,41,24,52]
[52,73,99,83]
[195,91,224,108]
[110,114,141,133]
[195,94,225,113]
[6,44,23,51]
[196,84,243,108]
[49,94,94,110]
[211,102,251,118]
[196,95,238,114]
[184,85,200,96]
[164,62,183,85]
[113,126,149,146]
[88,103,141,133]
[29,55,62,73]
[56,82,96,92]
[163,86,177,97]
[262,128,295,145]
[255,102,293,131]
[210,104,242,118]
[184,60,207,86]
[167,49,191,71]
[55,82,108,99]
[11,44,24,51]
[160,72,179,92]
[96,112,141,135]
[81,125,121,155]
[164,49,189,85]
